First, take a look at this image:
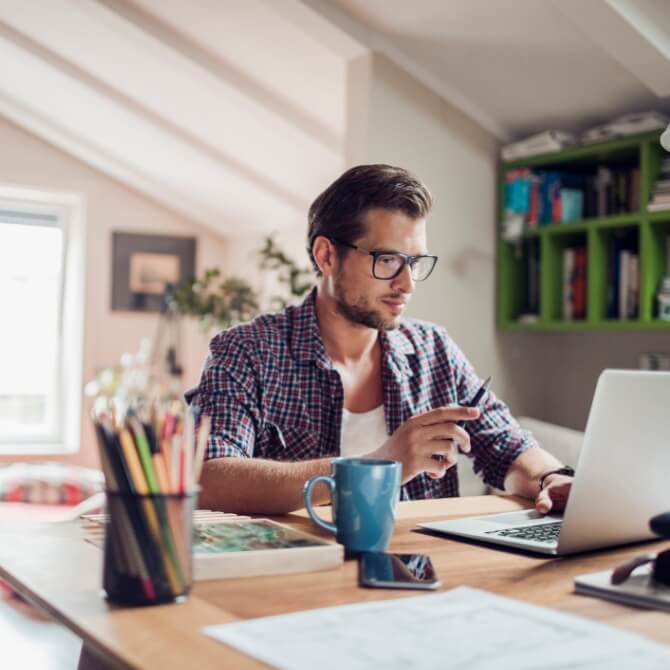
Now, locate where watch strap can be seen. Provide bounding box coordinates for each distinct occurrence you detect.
[539,466,575,491]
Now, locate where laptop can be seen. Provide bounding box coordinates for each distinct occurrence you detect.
[417,369,670,556]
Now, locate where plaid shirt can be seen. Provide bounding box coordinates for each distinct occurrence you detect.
[186,289,536,500]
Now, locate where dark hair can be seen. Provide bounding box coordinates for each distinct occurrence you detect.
[307,164,432,276]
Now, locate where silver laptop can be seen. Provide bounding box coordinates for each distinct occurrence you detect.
[417,369,670,556]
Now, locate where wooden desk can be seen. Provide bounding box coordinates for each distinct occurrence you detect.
[0,496,668,669]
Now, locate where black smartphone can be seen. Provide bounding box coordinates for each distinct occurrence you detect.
[359,552,441,590]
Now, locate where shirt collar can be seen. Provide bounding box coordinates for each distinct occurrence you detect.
[380,328,415,378]
[290,288,333,369]
[290,288,415,376]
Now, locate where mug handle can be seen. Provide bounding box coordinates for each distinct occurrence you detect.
[303,475,337,535]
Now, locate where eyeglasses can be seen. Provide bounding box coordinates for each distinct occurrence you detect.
[328,237,438,282]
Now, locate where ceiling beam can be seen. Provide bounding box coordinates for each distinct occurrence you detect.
[0,0,342,205]
[0,27,302,236]
[102,0,345,154]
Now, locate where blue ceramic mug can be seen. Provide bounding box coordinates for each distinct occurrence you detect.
[303,458,402,555]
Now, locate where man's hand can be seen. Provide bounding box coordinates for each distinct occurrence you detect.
[535,475,573,514]
[367,406,480,484]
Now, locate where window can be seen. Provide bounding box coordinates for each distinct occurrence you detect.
[0,188,85,453]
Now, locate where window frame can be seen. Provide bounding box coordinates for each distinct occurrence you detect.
[0,185,86,454]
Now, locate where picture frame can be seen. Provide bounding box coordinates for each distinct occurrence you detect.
[111,232,196,312]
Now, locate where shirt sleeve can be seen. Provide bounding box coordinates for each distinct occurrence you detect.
[184,333,262,460]
[444,336,538,490]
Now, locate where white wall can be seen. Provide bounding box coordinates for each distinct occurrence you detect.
[363,55,514,404]
[0,117,243,468]
[497,331,670,431]
[360,55,508,493]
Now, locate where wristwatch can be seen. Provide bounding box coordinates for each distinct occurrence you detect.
[539,466,575,491]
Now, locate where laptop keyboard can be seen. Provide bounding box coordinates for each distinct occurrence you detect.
[485,521,562,544]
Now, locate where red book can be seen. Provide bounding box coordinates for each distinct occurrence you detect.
[528,176,540,227]
[573,247,587,319]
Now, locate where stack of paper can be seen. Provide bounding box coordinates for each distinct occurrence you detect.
[203,587,670,670]
[501,130,576,161]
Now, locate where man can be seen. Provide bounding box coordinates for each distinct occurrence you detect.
[187,165,573,515]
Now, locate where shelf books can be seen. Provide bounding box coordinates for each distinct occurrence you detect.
[519,240,540,321]
[502,166,640,238]
[82,513,344,581]
[606,238,639,319]
[648,156,670,212]
[561,239,640,323]
[562,247,587,321]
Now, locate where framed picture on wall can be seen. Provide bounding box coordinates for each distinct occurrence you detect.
[111,232,196,312]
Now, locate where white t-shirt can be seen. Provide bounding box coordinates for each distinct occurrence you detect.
[340,405,389,457]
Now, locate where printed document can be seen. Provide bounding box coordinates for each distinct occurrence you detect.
[202,586,670,670]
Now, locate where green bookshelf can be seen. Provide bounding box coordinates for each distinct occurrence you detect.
[497,130,670,331]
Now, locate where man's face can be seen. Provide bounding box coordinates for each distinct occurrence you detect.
[332,208,428,331]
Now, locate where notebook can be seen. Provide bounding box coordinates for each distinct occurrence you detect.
[575,566,670,612]
[82,511,343,580]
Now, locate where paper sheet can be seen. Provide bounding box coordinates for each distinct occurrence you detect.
[202,587,670,670]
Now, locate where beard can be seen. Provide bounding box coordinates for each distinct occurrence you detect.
[333,272,400,331]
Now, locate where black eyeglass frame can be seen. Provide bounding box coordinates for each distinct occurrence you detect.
[327,237,438,281]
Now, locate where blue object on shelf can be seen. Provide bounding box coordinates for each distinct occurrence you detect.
[561,189,584,223]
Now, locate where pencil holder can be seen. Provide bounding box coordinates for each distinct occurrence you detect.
[103,491,195,606]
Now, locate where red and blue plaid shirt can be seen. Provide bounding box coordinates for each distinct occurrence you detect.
[186,289,536,500]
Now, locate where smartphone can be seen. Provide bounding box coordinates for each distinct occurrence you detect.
[359,552,441,590]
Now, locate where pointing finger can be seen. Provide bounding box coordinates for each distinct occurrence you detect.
[415,406,480,426]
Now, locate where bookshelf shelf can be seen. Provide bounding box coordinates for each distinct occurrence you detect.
[497,130,670,331]
[648,210,670,225]
[502,131,660,170]
[500,318,670,333]
[503,215,642,241]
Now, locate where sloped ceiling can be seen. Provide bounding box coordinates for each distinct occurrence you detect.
[314,0,670,140]
[0,0,364,236]
[0,0,669,238]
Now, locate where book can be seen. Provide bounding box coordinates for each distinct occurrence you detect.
[192,519,343,580]
[82,513,344,581]
[649,157,670,211]
[575,566,670,612]
[563,248,575,320]
[573,247,587,320]
[595,167,613,218]
[502,169,531,240]
[560,189,583,223]
[619,250,631,320]
[607,237,624,318]
[526,240,540,316]
[630,168,640,212]
[629,254,639,319]
[561,247,587,321]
